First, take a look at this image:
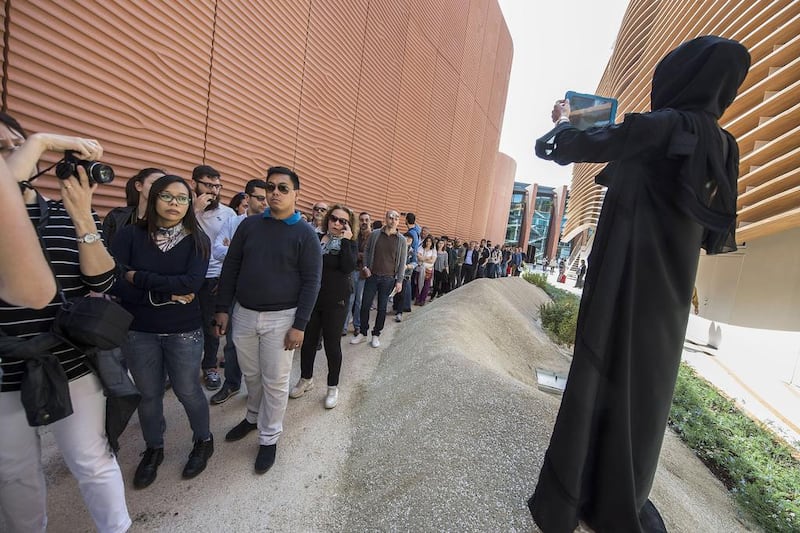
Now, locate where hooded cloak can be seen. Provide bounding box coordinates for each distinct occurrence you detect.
[529,36,750,533]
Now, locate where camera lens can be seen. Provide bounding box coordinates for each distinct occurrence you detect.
[87,162,115,184]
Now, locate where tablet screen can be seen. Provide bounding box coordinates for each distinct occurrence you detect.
[565,91,618,130]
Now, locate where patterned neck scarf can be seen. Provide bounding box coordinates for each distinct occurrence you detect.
[321,234,342,255]
[154,223,188,252]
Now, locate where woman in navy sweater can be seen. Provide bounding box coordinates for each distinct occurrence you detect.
[290,204,357,409]
[111,175,213,489]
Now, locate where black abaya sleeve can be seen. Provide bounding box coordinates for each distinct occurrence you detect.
[537,110,679,166]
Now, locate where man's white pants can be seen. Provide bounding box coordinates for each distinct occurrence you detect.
[232,304,296,446]
[0,373,131,533]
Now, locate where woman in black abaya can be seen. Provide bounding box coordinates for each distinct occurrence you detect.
[528,36,750,532]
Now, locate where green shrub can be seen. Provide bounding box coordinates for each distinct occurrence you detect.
[522,272,580,345]
[669,364,800,532]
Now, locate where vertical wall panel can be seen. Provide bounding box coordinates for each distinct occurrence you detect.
[386,22,436,215]
[205,0,309,193]
[346,0,408,217]
[461,0,489,96]
[486,152,516,243]
[474,122,500,237]
[437,0,469,72]
[293,0,369,210]
[417,56,459,225]
[457,105,485,237]
[443,82,474,238]
[488,22,513,129]
[475,0,501,114]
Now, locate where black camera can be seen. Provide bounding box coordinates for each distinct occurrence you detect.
[55,151,115,184]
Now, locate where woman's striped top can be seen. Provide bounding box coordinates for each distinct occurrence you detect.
[0,200,115,392]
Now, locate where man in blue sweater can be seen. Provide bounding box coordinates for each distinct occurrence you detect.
[214,166,321,475]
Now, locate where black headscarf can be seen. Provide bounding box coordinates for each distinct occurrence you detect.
[651,36,751,254]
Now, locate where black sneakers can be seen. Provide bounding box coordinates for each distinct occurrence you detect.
[225,419,258,442]
[210,383,240,405]
[182,435,214,479]
[204,369,221,390]
[255,444,277,474]
[133,447,164,489]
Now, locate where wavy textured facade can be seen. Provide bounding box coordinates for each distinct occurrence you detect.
[564,0,800,328]
[0,0,512,242]
[485,151,516,243]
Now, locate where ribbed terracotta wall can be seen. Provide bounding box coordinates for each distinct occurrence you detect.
[562,0,800,246]
[485,151,516,243]
[0,0,512,242]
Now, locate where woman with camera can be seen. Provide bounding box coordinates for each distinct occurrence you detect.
[111,174,213,489]
[0,113,131,532]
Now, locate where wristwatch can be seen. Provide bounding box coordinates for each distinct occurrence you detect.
[77,232,102,244]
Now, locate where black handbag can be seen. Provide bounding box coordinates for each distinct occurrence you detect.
[0,332,74,426]
[53,296,133,351]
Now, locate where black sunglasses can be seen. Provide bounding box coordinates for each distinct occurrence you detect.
[329,215,349,226]
[266,182,294,194]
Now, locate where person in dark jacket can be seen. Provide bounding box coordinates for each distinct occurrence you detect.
[290,204,357,409]
[102,167,166,248]
[112,175,213,490]
[528,36,750,532]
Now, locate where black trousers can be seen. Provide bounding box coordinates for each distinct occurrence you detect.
[197,277,220,370]
[430,269,448,298]
[300,300,349,386]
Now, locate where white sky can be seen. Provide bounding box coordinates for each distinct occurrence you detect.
[497,0,630,188]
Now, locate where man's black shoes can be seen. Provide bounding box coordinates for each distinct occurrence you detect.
[182,435,214,479]
[255,444,276,474]
[225,419,258,442]
[133,447,164,489]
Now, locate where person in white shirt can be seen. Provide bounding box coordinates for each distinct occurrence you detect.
[209,179,267,405]
[192,165,237,391]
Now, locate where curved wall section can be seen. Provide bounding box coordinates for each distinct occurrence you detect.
[1,0,512,243]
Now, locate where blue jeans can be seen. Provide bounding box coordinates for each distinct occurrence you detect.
[223,305,241,389]
[359,275,394,337]
[350,274,366,332]
[123,329,210,448]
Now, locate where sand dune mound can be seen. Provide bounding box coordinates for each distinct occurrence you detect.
[332,277,756,532]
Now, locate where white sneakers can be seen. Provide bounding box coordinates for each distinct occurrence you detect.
[324,386,339,409]
[351,333,380,347]
[394,313,402,322]
[289,377,313,399]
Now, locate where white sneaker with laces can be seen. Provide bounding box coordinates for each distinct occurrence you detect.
[324,386,339,409]
[370,336,380,348]
[289,377,313,398]
[350,333,365,345]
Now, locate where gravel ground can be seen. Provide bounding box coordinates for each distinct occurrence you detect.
[14,277,758,532]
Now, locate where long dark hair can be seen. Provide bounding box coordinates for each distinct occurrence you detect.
[421,235,434,250]
[138,175,210,258]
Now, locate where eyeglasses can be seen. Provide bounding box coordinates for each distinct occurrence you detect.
[196,181,222,190]
[157,192,191,205]
[266,182,294,194]
[248,194,267,202]
[329,215,349,226]
[313,206,328,212]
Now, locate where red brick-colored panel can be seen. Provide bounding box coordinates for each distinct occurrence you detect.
[461,0,489,95]
[293,0,369,213]
[457,104,485,238]
[387,23,437,216]
[407,0,444,51]
[346,0,408,217]
[474,122,500,237]
[204,0,310,194]
[437,0,469,72]
[488,22,513,129]
[443,82,474,239]
[6,0,214,210]
[486,152,516,244]
[475,0,502,113]
[417,55,459,234]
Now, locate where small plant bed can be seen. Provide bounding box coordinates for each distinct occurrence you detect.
[522,271,579,346]
[669,364,800,532]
